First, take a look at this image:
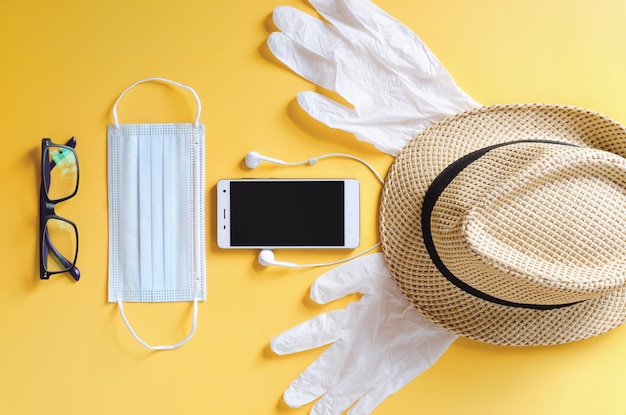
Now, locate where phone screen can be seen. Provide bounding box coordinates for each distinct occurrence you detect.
[229,180,346,247]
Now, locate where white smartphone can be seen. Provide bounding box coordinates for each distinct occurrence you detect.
[217,178,360,249]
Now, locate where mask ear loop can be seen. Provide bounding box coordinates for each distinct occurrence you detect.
[111,77,202,128]
[116,298,199,351]
[111,77,203,350]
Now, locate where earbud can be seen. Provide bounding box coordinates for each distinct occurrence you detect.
[244,151,288,169]
[258,249,298,268]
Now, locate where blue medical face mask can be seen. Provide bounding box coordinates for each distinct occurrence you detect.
[107,78,206,350]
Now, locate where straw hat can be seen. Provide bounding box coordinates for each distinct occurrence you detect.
[380,103,626,346]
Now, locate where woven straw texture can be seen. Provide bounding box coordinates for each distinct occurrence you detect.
[380,104,626,346]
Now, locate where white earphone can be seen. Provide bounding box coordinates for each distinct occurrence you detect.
[257,250,298,268]
[245,150,384,268]
[257,246,380,268]
[244,151,289,169]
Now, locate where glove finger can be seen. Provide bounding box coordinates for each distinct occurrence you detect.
[309,341,428,415]
[272,6,339,60]
[297,92,408,156]
[267,32,338,92]
[309,0,416,43]
[282,341,345,408]
[309,0,376,37]
[310,0,447,76]
[309,253,387,304]
[347,329,459,415]
[270,308,349,355]
[347,381,402,415]
[296,89,354,124]
[310,371,371,415]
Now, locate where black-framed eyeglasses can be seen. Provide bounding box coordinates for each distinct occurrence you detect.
[39,137,80,281]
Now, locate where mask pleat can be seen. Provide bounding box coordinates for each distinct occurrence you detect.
[138,133,153,295]
[163,133,188,293]
[119,132,141,293]
[150,133,165,293]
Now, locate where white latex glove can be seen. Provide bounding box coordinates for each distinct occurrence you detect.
[267,0,480,156]
[271,254,458,415]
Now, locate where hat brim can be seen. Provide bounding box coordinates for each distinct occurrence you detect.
[380,104,626,346]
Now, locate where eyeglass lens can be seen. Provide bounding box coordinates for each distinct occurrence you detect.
[44,146,78,201]
[44,218,77,272]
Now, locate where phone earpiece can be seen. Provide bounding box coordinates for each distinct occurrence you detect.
[244,151,287,169]
[258,249,298,268]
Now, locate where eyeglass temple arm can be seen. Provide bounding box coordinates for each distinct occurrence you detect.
[43,136,80,281]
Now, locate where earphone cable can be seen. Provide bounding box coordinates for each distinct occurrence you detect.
[279,152,385,185]
[286,242,382,268]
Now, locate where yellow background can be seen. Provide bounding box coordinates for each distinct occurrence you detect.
[2,0,626,414]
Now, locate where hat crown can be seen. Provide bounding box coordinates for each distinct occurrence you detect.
[430,141,626,306]
[381,104,626,345]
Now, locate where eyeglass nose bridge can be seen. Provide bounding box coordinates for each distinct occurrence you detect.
[42,200,60,217]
